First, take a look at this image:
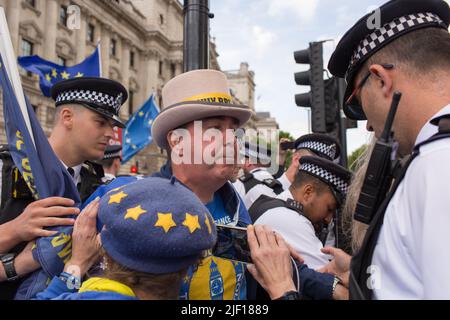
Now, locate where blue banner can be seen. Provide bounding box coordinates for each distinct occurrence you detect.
[18,45,101,97]
[0,52,81,299]
[122,95,159,163]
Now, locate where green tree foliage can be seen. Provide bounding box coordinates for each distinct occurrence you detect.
[347,144,368,171]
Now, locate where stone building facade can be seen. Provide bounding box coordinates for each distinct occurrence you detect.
[0,0,274,175]
[0,0,186,175]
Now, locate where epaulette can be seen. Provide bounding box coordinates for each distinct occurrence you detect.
[83,161,105,178]
[285,198,304,214]
[262,178,282,189]
[239,173,254,183]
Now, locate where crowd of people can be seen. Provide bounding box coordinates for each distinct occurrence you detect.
[0,0,449,300]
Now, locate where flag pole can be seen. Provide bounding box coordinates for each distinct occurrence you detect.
[97,39,102,77]
[0,7,35,145]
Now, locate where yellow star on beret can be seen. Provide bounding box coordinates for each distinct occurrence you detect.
[154,213,177,233]
[124,205,147,221]
[109,191,128,204]
[182,213,201,234]
[204,216,212,234]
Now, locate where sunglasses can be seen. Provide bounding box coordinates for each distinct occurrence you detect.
[345,63,395,107]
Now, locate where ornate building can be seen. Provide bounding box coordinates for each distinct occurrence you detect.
[0,0,187,174]
[0,0,271,175]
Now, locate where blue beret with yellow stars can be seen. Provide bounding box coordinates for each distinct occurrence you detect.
[98,176,217,274]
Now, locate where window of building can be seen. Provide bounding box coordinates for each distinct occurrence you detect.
[59,5,68,26]
[170,63,176,78]
[128,90,134,115]
[21,39,33,76]
[21,39,33,56]
[159,14,164,25]
[158,60,163,76]
[57,56,67,67]
[110,38,117,57]
[25,0,36,8]
[130,51,135,68]
[87,24,95,43]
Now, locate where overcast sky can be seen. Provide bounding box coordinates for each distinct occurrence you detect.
[209,0,391,155]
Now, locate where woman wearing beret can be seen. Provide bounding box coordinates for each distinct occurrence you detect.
[35,177,217,300]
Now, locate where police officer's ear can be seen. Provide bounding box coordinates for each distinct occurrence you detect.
[302,183,315,203]
[57,106,77,129]
[369,64,394,99]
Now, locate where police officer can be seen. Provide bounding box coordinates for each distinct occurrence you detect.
[277,134,341,191]
[250,156,352,270]
[0,77,127,299]
[328,0,450,299]
[99,144,122,183]
[233,142,283,209]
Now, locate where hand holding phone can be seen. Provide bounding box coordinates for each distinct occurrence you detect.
[213,224,252,264]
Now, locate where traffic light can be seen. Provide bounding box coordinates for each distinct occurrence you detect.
[324,77,340,133]
[294,42,326,133]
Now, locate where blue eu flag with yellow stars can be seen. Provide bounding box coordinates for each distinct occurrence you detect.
[17,45,101,97]
[122,95,160,163]
[0,49,81,299]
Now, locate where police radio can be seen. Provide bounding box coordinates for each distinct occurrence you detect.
[353,92,402,225]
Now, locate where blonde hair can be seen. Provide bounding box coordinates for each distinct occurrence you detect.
[99,250,189,300]
[341,139,376,254]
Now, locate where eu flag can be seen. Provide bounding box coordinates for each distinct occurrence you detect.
[17,45,101,97]
[0,54,81,299]
[122,95,160,163]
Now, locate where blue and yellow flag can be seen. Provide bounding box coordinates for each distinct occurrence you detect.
[18,45,101,97]
[0,52,81,299]
[122,95,159,163]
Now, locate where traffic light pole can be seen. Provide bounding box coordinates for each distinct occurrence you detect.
[337,78,348,167]
[183,0,212,72]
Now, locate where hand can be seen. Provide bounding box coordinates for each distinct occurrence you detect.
[247,225,297,299]
[0,241,40,282]
[333,284,349,300]
[317,247,351,288]
[64,198,101,278]
[9,197,80,243]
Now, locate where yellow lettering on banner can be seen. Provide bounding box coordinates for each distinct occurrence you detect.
[22,171,34,186]
[183,92,232,104]
[51,233,72,248]
[15,131,24,150]
[16,139,24,151]
[57,240,73,263]
[22,158,31,171]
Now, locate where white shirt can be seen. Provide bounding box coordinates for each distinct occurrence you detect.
[277,172,291,190]
[232,168,278,209]
[325,221,336,248]
[372,104,450,300]
[102,173,116,183]
[61,161,82,186]
[255,189,331,270]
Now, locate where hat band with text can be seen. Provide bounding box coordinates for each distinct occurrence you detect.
[182,92,232,105]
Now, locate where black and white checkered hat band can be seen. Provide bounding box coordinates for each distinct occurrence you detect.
[103,151,121,160]
[348,12,445,77]
[297,141,337,160]
[56,90,123,114]
[240,147,271,162]
[301,162,348,195]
